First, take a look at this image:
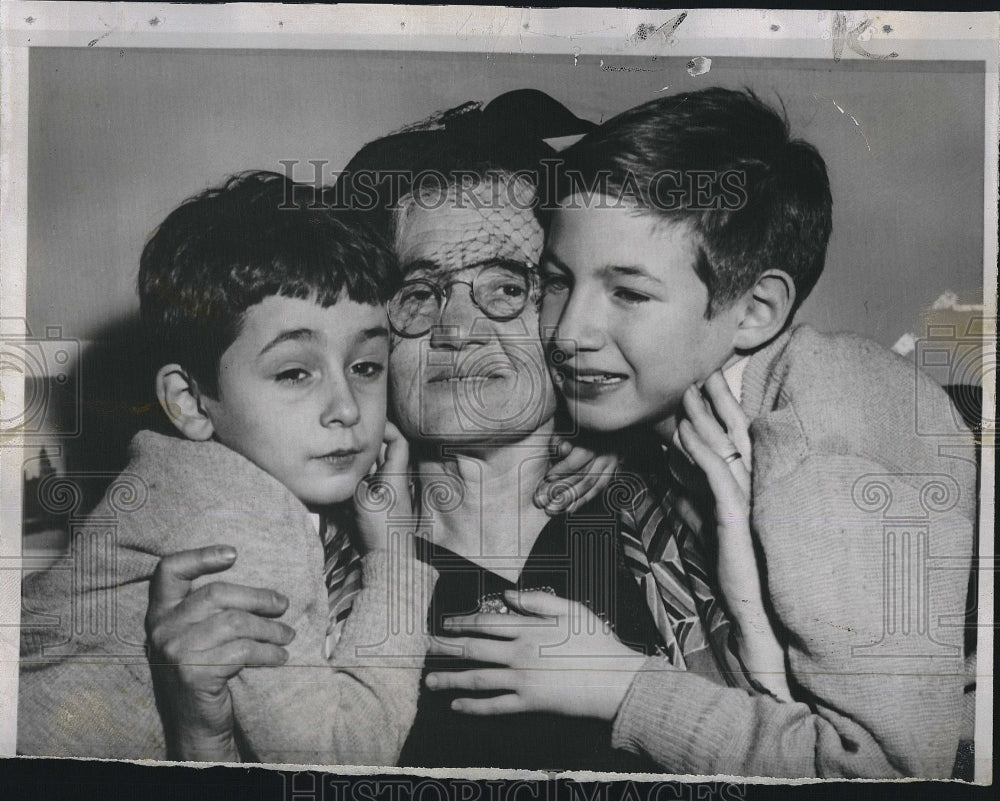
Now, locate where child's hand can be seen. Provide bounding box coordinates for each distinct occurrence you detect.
[425,590,646,721]
[145,546,295,761]
[354,422,413,552]
[677,373,791,702]
[533,434,620,516]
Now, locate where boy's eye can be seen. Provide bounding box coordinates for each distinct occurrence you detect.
[276,367,312,385]
[540,274,570,294]
[352,361,385,379]
[613,287,650,304]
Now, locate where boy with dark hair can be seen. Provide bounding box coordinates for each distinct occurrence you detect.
[549,86,832,317]
[19,171,435,765]
[425,89,976,778]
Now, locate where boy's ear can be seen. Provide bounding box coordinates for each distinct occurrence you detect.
[732,269,796,352]
[155,364,215,441]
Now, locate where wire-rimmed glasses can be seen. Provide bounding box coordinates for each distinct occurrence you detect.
[388,259,537,338]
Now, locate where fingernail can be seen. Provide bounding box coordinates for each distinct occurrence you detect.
[273,592,289,610]
[279,648,290,664]
[217,546,237,561]
[282,625,296,643]
[425,673,438,689]
[451,699,464,711]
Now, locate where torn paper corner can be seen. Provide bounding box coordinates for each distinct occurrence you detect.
[686,56,711,77]
[931,290,985,313]
[891,332,917,357]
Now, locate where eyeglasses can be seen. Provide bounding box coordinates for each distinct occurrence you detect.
[388,259,537,337]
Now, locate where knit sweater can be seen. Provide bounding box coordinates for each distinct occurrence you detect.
[18,430,436,765]
[610,325,976,778]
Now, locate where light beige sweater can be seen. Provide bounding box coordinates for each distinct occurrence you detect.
[19,430,436,765]
[611,326,977,778]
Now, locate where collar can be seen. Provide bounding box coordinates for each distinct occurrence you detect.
[722,356,749,405]
[739,326,800,420]
[663,357,750,458]
[660,358,750,496]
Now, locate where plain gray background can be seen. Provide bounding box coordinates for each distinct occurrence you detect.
[27,48,985,350]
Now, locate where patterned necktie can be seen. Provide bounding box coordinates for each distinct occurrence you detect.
[321,513,364,659]
[617,449,747,686]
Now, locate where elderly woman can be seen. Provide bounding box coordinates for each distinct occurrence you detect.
[345,105,669,770]
[145,92,669,769]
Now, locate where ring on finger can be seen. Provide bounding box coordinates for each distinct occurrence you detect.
[723,451,743,464]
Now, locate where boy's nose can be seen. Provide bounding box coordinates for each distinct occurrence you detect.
[549,290,604,354]
[321,381,361,428]
[430,286,493,350]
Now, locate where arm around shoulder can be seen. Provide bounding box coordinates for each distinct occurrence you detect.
[611,452,974,778]
[226,531,437,766]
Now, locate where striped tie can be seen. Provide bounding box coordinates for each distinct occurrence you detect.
[321,513,364,659]
[617,450,746,686]
[618,497,691,668]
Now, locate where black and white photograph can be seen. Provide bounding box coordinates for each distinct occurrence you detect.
[0,3,995,787]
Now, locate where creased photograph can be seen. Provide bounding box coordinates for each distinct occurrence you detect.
[0,3,994,784]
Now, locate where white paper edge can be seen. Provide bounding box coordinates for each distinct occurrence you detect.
[0,2,996,787]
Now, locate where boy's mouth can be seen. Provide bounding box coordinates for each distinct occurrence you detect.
[555,367,628,397]
[571,373,625,385]
[316,448,363,469]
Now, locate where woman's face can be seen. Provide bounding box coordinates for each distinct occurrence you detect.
[387,179,557,449]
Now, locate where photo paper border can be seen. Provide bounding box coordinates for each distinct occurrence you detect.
[0,2,996,785]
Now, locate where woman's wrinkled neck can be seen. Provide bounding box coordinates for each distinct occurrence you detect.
[411,421,556,580]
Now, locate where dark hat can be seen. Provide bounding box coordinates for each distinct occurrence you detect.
[478,88,596,145]
[334,90,594,239]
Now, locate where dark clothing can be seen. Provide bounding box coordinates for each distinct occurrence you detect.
[400,508,663,771]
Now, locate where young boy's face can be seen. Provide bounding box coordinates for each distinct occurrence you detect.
[200,294,389,509]
[539,200,743,439]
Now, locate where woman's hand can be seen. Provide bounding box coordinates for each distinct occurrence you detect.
[676,372,791,702]
[145,546,295,761]
[534,433,620,516]
[355,422,414,552]
[425,590,646,721]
